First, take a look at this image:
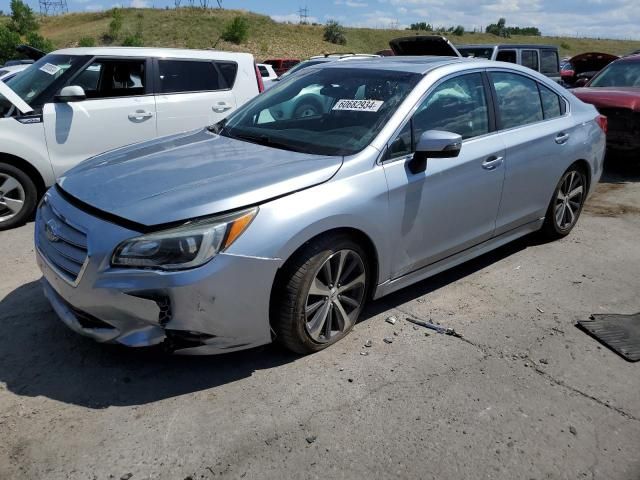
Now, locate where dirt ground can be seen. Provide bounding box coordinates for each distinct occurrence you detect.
[0,159,639,480]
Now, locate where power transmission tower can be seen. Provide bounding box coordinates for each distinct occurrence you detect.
[39,0,68,16]
[298,5,309,24]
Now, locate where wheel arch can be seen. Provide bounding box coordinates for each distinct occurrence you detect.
[0,152,47,198]
[570,159,592,194]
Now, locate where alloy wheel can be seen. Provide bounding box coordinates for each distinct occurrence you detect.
[554,170,585,231]
[304,249,366,343]
[0,173,26,224]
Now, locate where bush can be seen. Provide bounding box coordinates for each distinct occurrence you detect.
[221,16,249,44]
[122,34,144,47]
[452,25,464,36]
[78,36,96,47]
[0,25,21,64]
[323,20,346,45]
[109,8,123,39]
[25,31,53,52]
[8,0,38,36]
[560,41,571,50]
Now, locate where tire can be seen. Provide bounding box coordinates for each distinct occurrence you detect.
[540,165,587,240]
[0,162,37,231]
[273,234,370,354]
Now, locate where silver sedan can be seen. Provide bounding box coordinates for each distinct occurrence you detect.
[36,57,606,354]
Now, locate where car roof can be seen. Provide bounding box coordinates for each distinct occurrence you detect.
[458,44,558,50]
[618,53,640,62]
[316,56,466,74]
[50,47,253,61]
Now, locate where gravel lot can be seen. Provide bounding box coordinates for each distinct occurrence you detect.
[1,160,639,480]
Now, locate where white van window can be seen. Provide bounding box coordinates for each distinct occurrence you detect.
[496,50,516,64]
[521,50,539,71]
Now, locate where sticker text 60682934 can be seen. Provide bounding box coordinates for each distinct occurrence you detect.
[332,99,384,112]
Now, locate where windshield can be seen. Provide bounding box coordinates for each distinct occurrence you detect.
[589,61,640,88]
[218,67,421,156]
[458,47,494,59]
[1,54,87,113]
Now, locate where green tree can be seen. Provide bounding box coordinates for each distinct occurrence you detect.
[221,16,249,44]
[109,8,123,39]
[0,25,21,64]
[323,20,346,45]
[8,0,38,36]
[452,25,465,36]
[25,31,53,52]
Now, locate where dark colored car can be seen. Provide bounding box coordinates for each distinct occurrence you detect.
[263,58,300,76]
[562,52,619,87]
[572,55,640,153]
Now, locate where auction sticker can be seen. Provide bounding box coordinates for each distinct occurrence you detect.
[332,99,384,112]
[39,63,61,75]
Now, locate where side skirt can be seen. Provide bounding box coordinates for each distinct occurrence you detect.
[373,218,544,299]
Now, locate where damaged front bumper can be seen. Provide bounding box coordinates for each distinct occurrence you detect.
[35,188,281,355]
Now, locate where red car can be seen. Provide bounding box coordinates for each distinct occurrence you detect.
[263,58,300,76]
[572,54,640,153]
[562,52,618,87]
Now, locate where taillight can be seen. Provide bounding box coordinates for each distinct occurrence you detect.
[596,114,608,134]
[254,63,264,93]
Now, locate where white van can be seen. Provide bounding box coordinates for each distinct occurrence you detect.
[0,47,263,230]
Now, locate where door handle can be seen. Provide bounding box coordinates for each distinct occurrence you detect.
[212,103,232,113]
[555,132,570,144]
[128,110,153,121]
[482,155,503,170]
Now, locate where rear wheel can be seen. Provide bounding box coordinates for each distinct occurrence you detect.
[540,165,587,239]
[0,162,37,231]
[273,234,369,354]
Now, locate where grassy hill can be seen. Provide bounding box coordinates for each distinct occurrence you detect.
[38,8,640,61]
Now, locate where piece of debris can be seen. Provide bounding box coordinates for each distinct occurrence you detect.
[515,265,521,270]
[347,378,353,383]
[393,331,399,336]
[537,307,545,313]
[539,358,549,365]
[360,351,369,356]
[405,317,461,337]
[424,332,430,337]
[305,435,317,444]
[569,425,577,436]
[121,474,133,480]
[364,340,372,348]
[385,315,397,325]
[383,337,394,344]
[416,298,425,303]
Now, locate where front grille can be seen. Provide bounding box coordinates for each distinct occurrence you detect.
[36,198,88,284]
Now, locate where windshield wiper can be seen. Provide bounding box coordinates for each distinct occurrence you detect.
[227,131,309,153]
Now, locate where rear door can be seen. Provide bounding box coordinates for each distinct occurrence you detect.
[154,58,238,137]
[489,70,574,234]
[43,56,157,177]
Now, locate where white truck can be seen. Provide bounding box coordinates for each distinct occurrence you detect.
[0,47,264,230]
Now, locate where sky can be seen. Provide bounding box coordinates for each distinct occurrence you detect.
[2,0,640,40]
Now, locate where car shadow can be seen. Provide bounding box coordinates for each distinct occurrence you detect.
[0,232,542,409]
[600,153,640,184]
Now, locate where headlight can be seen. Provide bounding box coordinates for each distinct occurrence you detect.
[111,208,257,270]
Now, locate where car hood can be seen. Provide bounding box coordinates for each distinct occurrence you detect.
[572,87,640,112]
[57,129,343,227]
[389,35,461,57]
[569,52,618,75]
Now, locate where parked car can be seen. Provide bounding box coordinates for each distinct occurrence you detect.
[389,36,561,82]
[571,54,640,153]
[0,47,263,230]
[35,57,605,355]
[263,58,300,76]
[257,63,278,81]
[562,52,618,87]
[0,63,30,82]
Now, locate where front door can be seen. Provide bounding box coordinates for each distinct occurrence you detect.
[43,57,157,178]
[383,72,506,278]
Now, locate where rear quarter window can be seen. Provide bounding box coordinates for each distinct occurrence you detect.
[539,84,562,119]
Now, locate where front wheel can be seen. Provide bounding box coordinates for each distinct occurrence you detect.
[0,162,37,231]
[540,166,587,239]
[273,235,370,354]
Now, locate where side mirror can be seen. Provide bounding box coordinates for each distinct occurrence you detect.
[55,85,86,103]
[409,130,462,174]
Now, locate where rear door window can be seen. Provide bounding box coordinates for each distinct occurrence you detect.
[496,50,516,63]
[538,84,562,119]
[491,72,543,129]
[158,60,226,94]
[521,50,539,71]
[540,50,559,74]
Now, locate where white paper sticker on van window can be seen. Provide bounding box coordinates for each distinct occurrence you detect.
[332,99,384,112]
[39,63,61,76]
